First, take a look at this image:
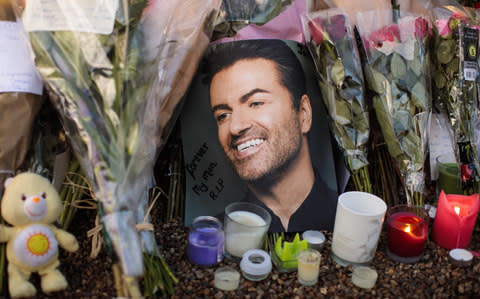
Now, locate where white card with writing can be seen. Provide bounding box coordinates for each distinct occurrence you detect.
[429,113,456,180]
[23,0,118,35]
[0,21,43,95]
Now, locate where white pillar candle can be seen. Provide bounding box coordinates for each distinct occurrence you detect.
[331,192,387,266]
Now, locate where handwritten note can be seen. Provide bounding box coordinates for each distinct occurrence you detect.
[429,113,456,180]
[0,21,43,95]
[185,142,226,201]
[23,0,118,34]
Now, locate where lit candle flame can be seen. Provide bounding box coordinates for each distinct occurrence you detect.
[404,224,411,233]
[454,206,460,215]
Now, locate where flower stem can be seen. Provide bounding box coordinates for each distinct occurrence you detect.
[351,165,373,194]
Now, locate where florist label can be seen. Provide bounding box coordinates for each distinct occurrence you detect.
[0,21,43,95]
[23,0,118,35]
[463,27,479,82]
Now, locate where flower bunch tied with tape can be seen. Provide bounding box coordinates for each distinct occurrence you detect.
[431,7,480,194]
[358,11,433,206]
[302,9,371,193]
[11,0,221,295]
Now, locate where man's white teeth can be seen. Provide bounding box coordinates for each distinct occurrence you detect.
[237,139,264,152]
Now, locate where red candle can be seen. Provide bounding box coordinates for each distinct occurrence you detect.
[432,191,479,249]
[387,205,428,262]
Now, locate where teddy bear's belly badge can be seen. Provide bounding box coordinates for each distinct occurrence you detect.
[13,224,59,268]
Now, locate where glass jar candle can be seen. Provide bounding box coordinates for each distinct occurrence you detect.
[224,202,271,261]
[187,216,224,266]
[297,248,321,286]
[437,155,463,195]
[386,205,429,263]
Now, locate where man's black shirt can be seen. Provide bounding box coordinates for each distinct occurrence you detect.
[243,169,338,232]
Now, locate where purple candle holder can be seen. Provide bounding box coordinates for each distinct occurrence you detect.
[187,216,224,266]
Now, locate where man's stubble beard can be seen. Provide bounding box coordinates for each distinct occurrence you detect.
[226,117,304,188]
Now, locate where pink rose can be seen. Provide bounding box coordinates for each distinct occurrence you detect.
[308,18,325,45]
[414,17,430,40]
[435,19,451,38]
[448,12,468,32]
[368,24,401,48]
[452,12,468,24]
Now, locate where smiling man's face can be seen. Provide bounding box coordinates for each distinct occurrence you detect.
[210,58,307,182]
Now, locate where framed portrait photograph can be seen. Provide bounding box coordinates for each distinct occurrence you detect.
[180,39,340,232]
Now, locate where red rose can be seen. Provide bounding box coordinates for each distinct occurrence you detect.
[461,163,474,182]
[308,18,325,45]
[325,14,347,40]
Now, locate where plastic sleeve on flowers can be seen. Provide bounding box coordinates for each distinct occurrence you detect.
[21,0,222,277]
[360,15,431,194]
[431,8,480,191]
[302,9,370,173]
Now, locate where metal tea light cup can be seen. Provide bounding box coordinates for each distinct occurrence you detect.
[224,202,271,261]
[331,191,387,266]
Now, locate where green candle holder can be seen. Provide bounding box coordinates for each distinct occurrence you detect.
[270,234,308,272]
[437,155,463,195]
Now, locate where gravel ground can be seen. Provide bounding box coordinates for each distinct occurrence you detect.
[161,218,480,299]
[5,205,480,298]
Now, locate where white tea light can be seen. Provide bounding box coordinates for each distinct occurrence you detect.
[449,248,473,267]
[352,266,378,289]
[214,267,240,291]
[302,230,326,250]
[240,249,272,281]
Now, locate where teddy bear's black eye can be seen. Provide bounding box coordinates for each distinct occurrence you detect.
[21,194,26,201]
[41,192,46,199]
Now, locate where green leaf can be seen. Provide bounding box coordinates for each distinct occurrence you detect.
[365,67,387,94]
[391,53,407,79]
[437,39,456,64]
[433,71,446,89]
[334,99,352,125]
[407,56,422,76]
[330,59,345,87]
[446,57,460,77]
[410,81,427,110]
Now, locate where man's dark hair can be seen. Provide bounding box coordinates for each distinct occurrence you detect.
[204,39,306,110]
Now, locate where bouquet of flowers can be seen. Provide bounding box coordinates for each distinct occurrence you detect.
[14,0,221,291]
[358,11,432,206]
[302,9,372,193]
[431,7,479,194]
[213,0,291,40]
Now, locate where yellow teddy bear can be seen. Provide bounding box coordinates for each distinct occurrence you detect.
[0,173,79,298]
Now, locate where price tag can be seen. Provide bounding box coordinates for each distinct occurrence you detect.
[463,27,478,82]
